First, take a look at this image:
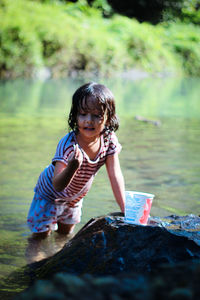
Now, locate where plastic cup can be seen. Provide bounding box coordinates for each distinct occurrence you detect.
[124,191,154,225]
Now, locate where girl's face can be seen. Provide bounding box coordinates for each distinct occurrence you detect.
[77,96,107,140]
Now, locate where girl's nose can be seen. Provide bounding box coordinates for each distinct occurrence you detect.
[85,114,92,123]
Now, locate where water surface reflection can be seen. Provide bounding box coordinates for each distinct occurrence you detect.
[0,76,200,278]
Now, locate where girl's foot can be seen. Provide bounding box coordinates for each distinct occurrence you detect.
[25,230,51,263]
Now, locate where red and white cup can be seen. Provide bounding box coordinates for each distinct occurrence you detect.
[124,191,154,225]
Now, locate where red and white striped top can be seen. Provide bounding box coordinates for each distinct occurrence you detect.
[34,130,121,206]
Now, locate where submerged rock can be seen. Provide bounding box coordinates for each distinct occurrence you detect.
[16,263,200,300]
[28,213,200,279]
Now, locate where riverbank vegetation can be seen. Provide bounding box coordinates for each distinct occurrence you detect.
[0,0,200,78]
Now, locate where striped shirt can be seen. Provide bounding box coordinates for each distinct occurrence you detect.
[34,130,121,206]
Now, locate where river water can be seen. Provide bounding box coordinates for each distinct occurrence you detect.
[0,76,200,281]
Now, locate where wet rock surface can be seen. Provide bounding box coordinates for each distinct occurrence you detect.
[28,213,200,278]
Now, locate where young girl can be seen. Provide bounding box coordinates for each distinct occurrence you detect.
[27,82,125,239]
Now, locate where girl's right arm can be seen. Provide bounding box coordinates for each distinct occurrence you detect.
[52,145,83,192]
[106,152,125,213]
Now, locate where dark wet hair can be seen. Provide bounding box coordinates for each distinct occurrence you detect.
[68,82,119,132]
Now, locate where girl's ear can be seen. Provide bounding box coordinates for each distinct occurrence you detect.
[104,116,110,132]
[105,119,109,127]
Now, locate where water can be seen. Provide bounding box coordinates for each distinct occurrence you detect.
[0,76,200,283]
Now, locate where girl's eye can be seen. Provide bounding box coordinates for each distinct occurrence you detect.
[94,114,103,118]
[79,112,103,118]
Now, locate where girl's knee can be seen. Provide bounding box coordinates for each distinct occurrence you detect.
[31,230,51,240]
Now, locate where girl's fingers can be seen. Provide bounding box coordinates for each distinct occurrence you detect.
[77,148,83,164]
[74,144,83,165]
[74,144,78,158]
[68,145,78,161]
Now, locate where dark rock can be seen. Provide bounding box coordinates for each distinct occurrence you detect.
[28,213,200,279]
[8,213,200,300]
[134,115,161,126]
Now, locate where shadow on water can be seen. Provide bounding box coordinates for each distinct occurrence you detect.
[0,76,200,297]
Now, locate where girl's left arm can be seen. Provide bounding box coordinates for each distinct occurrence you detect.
[106,153,125,213]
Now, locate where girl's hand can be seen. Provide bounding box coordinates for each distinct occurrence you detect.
[52,145,83,192]
[68,144,83,169]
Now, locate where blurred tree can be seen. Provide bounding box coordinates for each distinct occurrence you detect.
[177,0,200,25]
[87,0,200,24]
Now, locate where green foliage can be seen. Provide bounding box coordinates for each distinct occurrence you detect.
[89,0,113,17]
[162,22,200,76]
[162,0,200,24]
[0,0,42,77]
[0,0,200,78]
[0,0,129,78]
[0,0,82,77]
[108,16,179,73]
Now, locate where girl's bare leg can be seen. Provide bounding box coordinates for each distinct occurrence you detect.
[57,222,75,234]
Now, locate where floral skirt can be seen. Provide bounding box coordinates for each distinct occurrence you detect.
[27,192,83,233]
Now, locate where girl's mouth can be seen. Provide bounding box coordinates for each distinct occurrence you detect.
[84,127,94,131]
